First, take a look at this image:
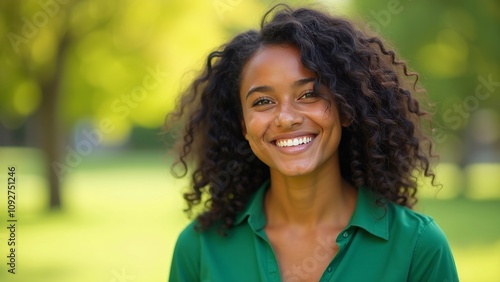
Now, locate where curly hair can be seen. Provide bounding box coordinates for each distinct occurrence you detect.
[165,4,437,233]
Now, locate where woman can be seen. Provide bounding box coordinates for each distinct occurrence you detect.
[166,4,458,282]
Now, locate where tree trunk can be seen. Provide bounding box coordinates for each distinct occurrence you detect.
[36,33,70,209]
[37,91,63,208]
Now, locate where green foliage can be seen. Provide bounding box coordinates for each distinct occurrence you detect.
[351,0,500,160]
[0,0,267,144]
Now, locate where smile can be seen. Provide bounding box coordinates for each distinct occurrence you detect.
[275,136,314,147]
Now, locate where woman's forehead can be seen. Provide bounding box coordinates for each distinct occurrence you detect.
[240,45,316,89]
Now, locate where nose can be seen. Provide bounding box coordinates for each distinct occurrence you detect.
[274,103,304,128]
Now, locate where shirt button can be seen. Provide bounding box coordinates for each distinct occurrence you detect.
[327,267,333,272]
[342,232,349,238]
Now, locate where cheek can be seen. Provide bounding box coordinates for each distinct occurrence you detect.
[320,104,342,127]
[244,118,271,152]
[242,115,259,142]
[245,118,261,140]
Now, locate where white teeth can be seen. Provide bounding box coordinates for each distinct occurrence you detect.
[276,136,314,147]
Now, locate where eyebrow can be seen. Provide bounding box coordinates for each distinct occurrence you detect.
[245,77,316,100]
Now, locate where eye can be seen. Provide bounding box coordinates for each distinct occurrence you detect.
[299,90,319,100]
[252,97,273,107]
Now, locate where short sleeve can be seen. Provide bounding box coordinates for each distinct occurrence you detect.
[409,220,459,282]
[169,222,201,282]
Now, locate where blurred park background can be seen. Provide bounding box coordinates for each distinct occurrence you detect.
[0,0,499,281]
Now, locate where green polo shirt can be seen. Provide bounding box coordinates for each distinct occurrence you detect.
[169,180,458,281]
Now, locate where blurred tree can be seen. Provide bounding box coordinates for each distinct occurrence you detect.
[1,0,74,208]
[351,0,500,196]
[0,0,267,209]
[351,0,500,161]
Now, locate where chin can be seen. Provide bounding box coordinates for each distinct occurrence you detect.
[276,164,314,177]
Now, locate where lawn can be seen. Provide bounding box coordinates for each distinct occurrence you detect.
[0,148,499,281]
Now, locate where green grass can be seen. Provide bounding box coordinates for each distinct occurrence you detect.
[0,148,499,281]
[417,199,500,281]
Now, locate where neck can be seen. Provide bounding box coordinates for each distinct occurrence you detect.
[265,160,356,229]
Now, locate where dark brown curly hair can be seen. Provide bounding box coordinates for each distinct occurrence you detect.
[165,4,437,233]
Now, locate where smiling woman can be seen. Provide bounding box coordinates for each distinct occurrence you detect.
[165,3,458,282]
[240,45,344,178]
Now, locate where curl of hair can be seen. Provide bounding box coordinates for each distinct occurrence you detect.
[165,4,438,233]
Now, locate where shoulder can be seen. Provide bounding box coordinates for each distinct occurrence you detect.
[386,202,441,238]
[389,202,433,226]
[387,203,451,252]
[169,218,261,282]
[387,203,459,281]
[169,221,202,282]
[175,220,201,248]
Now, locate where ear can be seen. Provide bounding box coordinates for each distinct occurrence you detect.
[341,117,352,127]
[339,110,353,128]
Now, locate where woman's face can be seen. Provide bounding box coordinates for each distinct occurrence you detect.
[239,44,343,177]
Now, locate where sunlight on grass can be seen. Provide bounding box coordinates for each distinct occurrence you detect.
[0,148,192,281]
[465,163,500,199]
[453,240,500,282]
[418,162,500,200]
[2,165,192,281]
